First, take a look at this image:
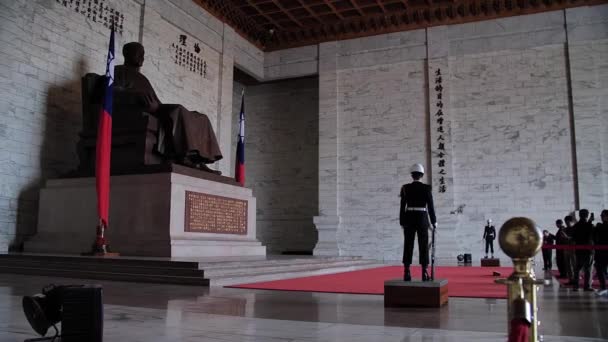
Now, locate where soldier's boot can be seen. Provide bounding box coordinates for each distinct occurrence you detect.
[403,266,412,281]
[422,267,430,281]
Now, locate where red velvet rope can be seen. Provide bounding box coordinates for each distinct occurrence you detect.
[508,319,530,342]
[541,245,608,250]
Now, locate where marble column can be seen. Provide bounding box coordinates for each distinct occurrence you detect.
[216,24,235,176]
[314,42,341,256]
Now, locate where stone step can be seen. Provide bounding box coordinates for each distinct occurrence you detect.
[213,261,384,287]
[0,254,199,269]
[205,259,377,278]
[0,253,209,286]
[199,256,364,271]
[198,256,363,270]
[0,258,205,277]
[0,265,209,286]
[0,254,382,287]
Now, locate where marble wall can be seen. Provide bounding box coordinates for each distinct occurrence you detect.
[303,6,608,261]
[449,46,575,253]
[232,78,319,253]
[567,6,608,217]
[0,0,139,251]
[0,0,264,251]
[2,0,607,260]
[336,60,427,260]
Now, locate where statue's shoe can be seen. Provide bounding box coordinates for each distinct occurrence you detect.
[197,163,222,175]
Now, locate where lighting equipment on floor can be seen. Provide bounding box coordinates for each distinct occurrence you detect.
[22,284,103,342]
[464,253,472,264]
[457,253,473,264]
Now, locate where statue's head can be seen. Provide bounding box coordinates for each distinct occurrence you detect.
[123,42,145,68]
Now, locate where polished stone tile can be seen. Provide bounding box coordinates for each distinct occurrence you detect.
[0,272,606,341]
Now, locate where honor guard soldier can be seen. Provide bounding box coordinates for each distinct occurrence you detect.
[399,163,437,282]
[483,219,496,258]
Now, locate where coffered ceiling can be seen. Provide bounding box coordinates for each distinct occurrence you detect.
[193,0,606,51]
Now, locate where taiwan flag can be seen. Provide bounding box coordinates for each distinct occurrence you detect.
[235,91,245,186]
[95,28,115,227]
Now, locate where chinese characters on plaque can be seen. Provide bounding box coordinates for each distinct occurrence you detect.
[171,34,207,78]
[185,191,247,235]
[435,68,447,194]
[56,0,124,35]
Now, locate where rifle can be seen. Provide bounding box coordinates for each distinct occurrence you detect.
[431,224,436,281]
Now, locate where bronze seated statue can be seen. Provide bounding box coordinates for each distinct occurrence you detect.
[77,42,223,175]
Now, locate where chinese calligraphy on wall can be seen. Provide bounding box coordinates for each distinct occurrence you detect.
[171,34,207,78]
[56,0,124,35]
[434,69,447,194]
[184,191,247,235]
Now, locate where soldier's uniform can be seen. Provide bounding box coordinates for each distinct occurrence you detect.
[483,223,496,258]
[399,180,437,268]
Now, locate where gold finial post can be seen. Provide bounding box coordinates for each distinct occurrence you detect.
[495,217,545,342]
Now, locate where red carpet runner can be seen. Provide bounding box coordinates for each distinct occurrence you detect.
[228,266,511,299]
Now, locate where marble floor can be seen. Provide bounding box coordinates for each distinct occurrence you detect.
[0,270,606,342]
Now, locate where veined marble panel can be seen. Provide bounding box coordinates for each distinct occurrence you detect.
[449,45,575,259]
[336,60,427,261]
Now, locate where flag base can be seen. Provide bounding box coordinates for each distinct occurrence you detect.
[81,243,120,257]
[81,251,121,257]
[81,223,120,257]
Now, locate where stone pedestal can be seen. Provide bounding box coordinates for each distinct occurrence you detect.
[384,279,448,308]
[26,168,266,257]
[313,215,340,256]
[481,258,500,267]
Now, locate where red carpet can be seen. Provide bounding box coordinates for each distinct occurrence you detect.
[228,266,511,299]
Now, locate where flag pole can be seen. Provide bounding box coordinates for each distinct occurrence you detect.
[235,90,245,186]
[84,25,119,256]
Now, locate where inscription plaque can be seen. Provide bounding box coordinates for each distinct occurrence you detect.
[185,191,247,235]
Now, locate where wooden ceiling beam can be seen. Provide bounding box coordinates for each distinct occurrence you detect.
[297,0,324,23]
[271,0,304,27]
[325,1,346,20]
[349,0,366,16]
[192,0,608,51]
[246,0,285,29]
[376,0,388,13]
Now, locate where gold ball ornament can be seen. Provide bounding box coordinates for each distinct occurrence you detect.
[498,217,542,259]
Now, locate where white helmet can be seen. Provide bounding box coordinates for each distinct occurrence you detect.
[410,163,424,174]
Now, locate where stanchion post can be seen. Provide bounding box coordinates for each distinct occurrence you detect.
[495,217,545,342]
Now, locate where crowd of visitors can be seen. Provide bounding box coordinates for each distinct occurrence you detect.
[542,209,608,291]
